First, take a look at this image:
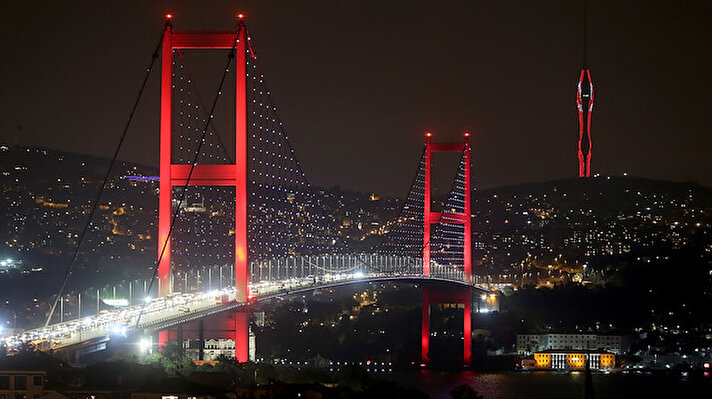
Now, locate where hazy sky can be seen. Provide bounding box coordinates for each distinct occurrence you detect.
[1,1,710,196]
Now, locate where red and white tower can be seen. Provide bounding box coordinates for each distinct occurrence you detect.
[577,0,594,177]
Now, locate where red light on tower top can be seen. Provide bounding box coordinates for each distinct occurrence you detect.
[237,13,245,20]
[463,131,471,138]
[425,132,432,138]
[165,13,173,20]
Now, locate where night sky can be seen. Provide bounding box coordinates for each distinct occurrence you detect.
[1,1,710,196]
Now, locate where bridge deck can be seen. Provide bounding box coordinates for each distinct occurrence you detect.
[4,274,487,351]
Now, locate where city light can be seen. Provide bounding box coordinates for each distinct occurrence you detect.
[102,298,129,307]
[1,7,708,384]
[110,325,127,337]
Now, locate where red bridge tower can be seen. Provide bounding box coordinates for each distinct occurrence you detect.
[423,132,472,283]
[157,15,250,362]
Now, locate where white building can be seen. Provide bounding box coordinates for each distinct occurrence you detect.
[183,334,256,362]
[517,333,630,355]
[184,339,234,361]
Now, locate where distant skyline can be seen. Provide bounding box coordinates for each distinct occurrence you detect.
[1,0,710,196]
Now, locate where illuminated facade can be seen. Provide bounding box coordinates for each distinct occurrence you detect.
[529,351,615,370]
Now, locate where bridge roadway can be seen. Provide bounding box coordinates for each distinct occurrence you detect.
[2,272,485,352]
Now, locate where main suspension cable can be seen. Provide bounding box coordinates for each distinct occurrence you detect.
[44,22,170,327]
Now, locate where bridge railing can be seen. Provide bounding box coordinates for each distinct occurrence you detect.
[248,253,422,283]
[36,254,474,329]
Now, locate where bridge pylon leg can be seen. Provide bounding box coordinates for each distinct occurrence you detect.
[158,326,180,352]
[423,135,432,276]
[421,294,430,364]
[463,287,472,366]
[235,309,249,362]
[421,286,472,367]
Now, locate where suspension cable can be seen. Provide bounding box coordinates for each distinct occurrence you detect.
[44,22,170,327]
[245,30,343,258]
[362,149,468,274]
[246,29,311,187]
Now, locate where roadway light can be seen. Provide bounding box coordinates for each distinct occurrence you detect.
[110,325,127,336]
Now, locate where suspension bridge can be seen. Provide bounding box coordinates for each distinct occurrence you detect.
[1,15,493,366]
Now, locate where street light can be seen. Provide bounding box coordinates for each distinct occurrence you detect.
[139,338,151,353]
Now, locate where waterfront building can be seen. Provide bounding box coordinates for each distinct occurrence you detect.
[522,350,615,370]
[183,339,235,361]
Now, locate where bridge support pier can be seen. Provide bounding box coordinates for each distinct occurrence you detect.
[155,309,249,362]
[158,330,168,351]
[421,286,472,367]
[235,310,249,363]
[158,326,181,352]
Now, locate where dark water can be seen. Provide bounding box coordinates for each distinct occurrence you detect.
[387,370,712,399]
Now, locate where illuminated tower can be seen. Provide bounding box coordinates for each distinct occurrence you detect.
[423,132,472,283]
[156,14,250,362]
[577,0,594,177]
